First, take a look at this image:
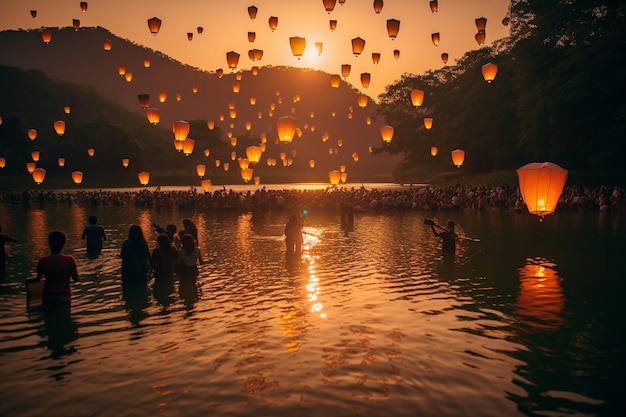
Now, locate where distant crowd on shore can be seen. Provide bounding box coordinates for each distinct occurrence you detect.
[1,183,624,214]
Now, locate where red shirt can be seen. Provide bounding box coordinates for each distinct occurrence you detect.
[36,254,79,303]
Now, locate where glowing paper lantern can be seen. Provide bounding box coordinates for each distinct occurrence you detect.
[289,36,307,58]
[329,19,337,31]
[80,2,88,12]
[360,73,371,89]
[203,149,210,157]
[103,39,113,51]
[372,52,381,65]
[125,73,133,82]
[173,139,183,152]
[341,64,351,78]
[118,66,126,76]
[373,0,384,13]
[143,58,151,68]
[122,158,130,168]
[137,171,150,186]
[28,129,37,140]
[73,19,80,31]
[241,168,253,182]
[330,74,341,88]
[268,16,278,31]
[411,89,425,107]
[451,149,465,167]
[138,93,150,109]
[431,32,440,46]
[315,42,323,56]
[248,5,258,20]
[196,164,206,178]
[32,168,46,185]
[430,146,438,156]
[340,172,348,183]
[482,62,498,83]
[172,120,190,141]
[192,85,199,94]
[357,95,368,108]
[475,31,486,46]
[26,162,36,173]
[309,160,316,168]
[41,28,52,44]
[248,31,256,42]
[424,117,433,130]
[226,51,240,70]
[207,121,215,130]
[187,32,193,41]
[276,116,297,143]
[516,162,568,219]
[380,125,394,143]
[386,19,400,39]
[54,120,66,136]
[148,17,162,35]
[246,146,263,164]
[323,0,337,13]
[441,52,449,64]
[238,158,250,170]
[430,0,438,14]
[64,106,71,114]
[0,157,5,168]
[475,17,487,32]
[146,108,160,125]
[58,158,65,167]
[71,171,83,184]
[351,37,366,56]
[201,179,212,192]
[232,82,241,93]
[87,148,95,157]
[182,138,195,156]
[329,170,341,185]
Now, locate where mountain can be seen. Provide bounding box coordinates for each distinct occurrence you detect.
[0,27,402,186]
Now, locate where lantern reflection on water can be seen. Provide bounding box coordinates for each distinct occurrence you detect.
[516,258,564,331]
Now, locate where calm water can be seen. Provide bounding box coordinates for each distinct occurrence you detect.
[0,199,624,417]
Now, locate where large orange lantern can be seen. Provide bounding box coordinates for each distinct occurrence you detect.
[32,168,46,185]
[516,162,568,219]
[248,6,258,20]
[289,37,306,58]
[137,171,150,186]
[147,17,161,35]
[329,170,341,185]
[226,51,240,70]
[31,151,40,162]
[386,19,400,39]
[196,164,206,178]
[201,179,212,192]
[172,120,190,141]
[451,149,465,167]
[71,171,83,184]
[241,168,253,183]
[246,146,263,164]
[146,108,160,125]
[276,116,297,143]
[54,120,65,136]
[238,158,250,170]
[482,62,498,83]
[380,125,394,143]
[351,37,366,56]
[411,89,424,107]
[182,138,195,156]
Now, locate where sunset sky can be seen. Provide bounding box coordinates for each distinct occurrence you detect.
[0,0,511,98]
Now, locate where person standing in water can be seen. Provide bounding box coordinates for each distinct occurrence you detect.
[81,215,106,258]
[0,225,19,274]
[430,220,458,258]
[284,213,304,256]
[120,225,150,284]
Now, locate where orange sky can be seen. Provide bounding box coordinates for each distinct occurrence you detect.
[0,0,511,98]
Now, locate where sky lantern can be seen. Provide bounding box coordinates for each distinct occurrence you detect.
[0,157,5,168]
[224,162,230,171]
[315,42,323,56]
[431,146,438,156]
[146,108,160,125]
[329,19,337,31]
[232,82,241,93]
[31,10,37,18]
[196,164,206,178]
[30,151,40,162]
[147,17,162,35]
[248,31,256,42]
[241,168,253,183]
[430,0,438,14]
[80,2,88,12]
[516,162,568,219]
[431,32,440,46]
[309,160,316,168]
[187,32,193,41]
[249,96,257,105]
[87,148,95,157]
[138,93,150,109]
[201,179,212,192]
[143,58,151,68]
[71,171,84,184]
[28,129,37,140]
[54,120,66,136]
[207,121,215,130]
[238,158,250,170]
[475,17,487,32]
[58,158,66,167]
[330,74,341,88]
[341,64,351,78]
[254,176,261,185]
[215,160,221,167]
[63,106,71,114]
[226,51,240,70]
[380,125,394,143]
[329,170,341,185]
[366,116,372,125]
[192,84,199,94]
[482,62,498,83]
[183,139,195,156]
[249,48,264,61]
[360,73,371,89]
[441,52,449,64]
[502,16,510,26]
[230,137,237,147]
[372,52,381,65]
[357,94,368,108]
[451,149,465,167]
[125,72,133,82]
[246,146,262,164]
[41,28,52,44]
[73,19,80,31]
[373,0,384,13]
[387,19,400,39]
[323,0,337,13]
[475,31,486,46]
[424,117,433,130]
[173,139,183,152]
[137,171,150,186]
[118,65,126,76]
[289,36,307,58]
[276,116,297,143]
[203,149,210,157]
[393,49,400,59]
[156,92,167,103]
[251,66,259,75]
[351,37,366,56]
[268,16,278,31]
[411,89,425,107]
[172,120,190,142]
[216,68,224,78]
[245,121,252,131]
[32,168,46,185]
[197,26,203,34]
[340,172,348,183]
[248,5,258,20]
[26,162,36,173]
[122,158,130,168]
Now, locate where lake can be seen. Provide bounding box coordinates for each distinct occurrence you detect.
[0,189,624,417]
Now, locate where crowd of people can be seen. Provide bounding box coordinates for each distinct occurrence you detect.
[1,183,624,214]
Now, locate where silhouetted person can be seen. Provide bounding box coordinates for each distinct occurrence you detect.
[0,225,18,273]
[431,220,458,258]
[120,225,150,284]
[284,213,304,256]
[178,219,198,242]
[81,215,106,258]
[151,233,177,308]
[178,233,203,282]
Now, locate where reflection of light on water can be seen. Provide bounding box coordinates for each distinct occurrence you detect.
[28,209,49,257]
[137,210,154,239]
[303,229,326,319]
[516,257,565,331]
